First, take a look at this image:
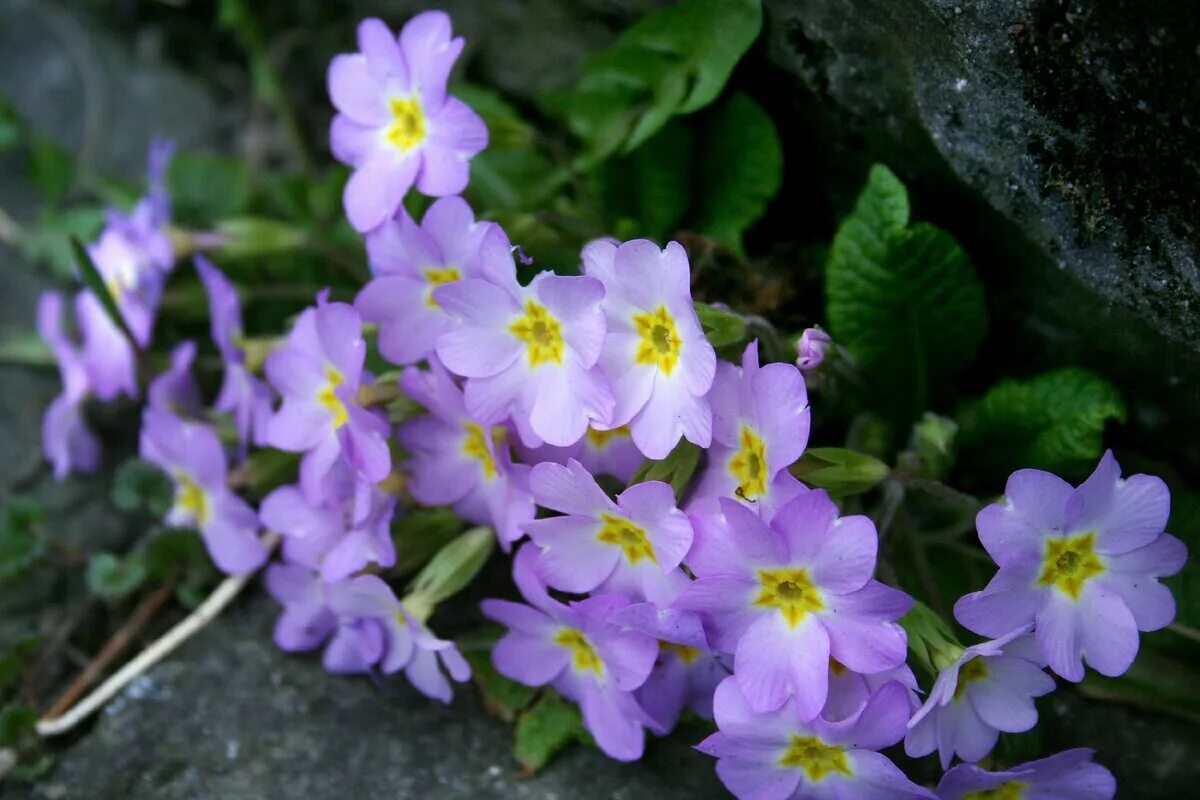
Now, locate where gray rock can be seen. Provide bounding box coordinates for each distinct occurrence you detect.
[16,595,724,800]
[763,0,1200,467]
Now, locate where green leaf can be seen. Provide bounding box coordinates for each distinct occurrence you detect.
[71,236,139,349]
[825,165,986,420]
[694,93,783,254]
[898,600,964,677]
[16,206,106,279]
[0,634,41,691]
[594,119,693,241]
[0,705,37,749]
[0,333,53,367]
[514,692,590,774]
[789,447,890,498]
[0,499,45,583]
[958,367,1126,478]
[1163,491,1200,635]
[467,147,560,214]
[407,527,495,613]
[168,153,250,222]
[0,100,20,152]
[466,643,537,723]
[112,459,174,516]
[694,302,746,349]
[452,84,537,150]
[545,0,762,159]
[391,508,466,575]
[212,217,308,258]
[28,135,74,201]
[141,528,210,582]
[631,440,702,500]
[86,552,148,600]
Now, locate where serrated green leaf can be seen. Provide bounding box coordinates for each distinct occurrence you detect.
[86,552,148,600]
[112,459,174,516]
[71,236,139,349]
[694,302,746,348]
[594,119,693,241]
[695,92,783,254]
[826,165,986,420]
[546,0,762,159]
[514,692,590,774]
[958,367,1126,479]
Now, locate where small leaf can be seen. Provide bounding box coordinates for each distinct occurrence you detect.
[631,440,702,500]
[112,459,174,516]
[16,206,106,279]
[694,302,746,349]
[790,447,890,498]
[694,92,783,254]
[71,236,139,349]
[141,528,209,581]
[408,527,495,610]
[212,217,308,258]
[391,508,466,575]
[514,692,590,774]
[0,333,53,367]
[898,600,963,677]
[958,368,1126,479]
[0,705,37,749]
[86,552,148,600]
[0,499,45,583]
[466,645,537,723]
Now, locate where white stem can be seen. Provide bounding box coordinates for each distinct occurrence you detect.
[37,534,277,738]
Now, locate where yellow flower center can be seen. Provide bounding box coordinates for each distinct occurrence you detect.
[829,658,847,676]
[633,305,682,375]
[462,422,498,479]
[953,658,989,701]
[586,425,631,449]
[509,300,564,366]
[174,472,211,527]
[316,366,349,429]
[778,735,852,781]
[963,782,1028,800]
[424,266,462,308]
[755,567,825,627]
[596,513,657,565]
[1037,532,1105,600]
[728,426,768,500]
[385,96,426,152]
[554,628,603,678]
[661,642,702,665]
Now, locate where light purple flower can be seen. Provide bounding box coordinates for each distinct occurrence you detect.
[514,423,645,484]
[329,14,487,232]
[398,356,534,549]
[582,239,715,459]
[196,256,274,451]
[523,459,694,604]
[795,327,831,372]
[823,662,920,723]
[690,341,810,507]
[327,574,471,702]
[936,748,1115,800]
[482,551,659,760]
[139,408,267,574]
[676,492,910,717]
[265,562,338,652]
[698,678,934,800]
[263,296,391,502]
[905,626,1055,768]
[954,451,1186,682]
[636,638,728,734]
[148,341,202,417]
[38,292,100,480]
[260,483,397,582]
[356,197,501,365]
[435,268,615,448]
[75,290,137,401]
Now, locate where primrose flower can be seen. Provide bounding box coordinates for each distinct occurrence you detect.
[514,423,645,484]
[356,197,499,366]
[327,574,471,702]
[936,748,1115,800]
[264,296,391,503]
[954,451,1186,682]
[139,409,267,574]
[905,626,1055,768]
[637,640,728,734]
[795,327,831,372]
[483,561,659,760]
[37,292,100,480]
[698,678,934,800]
[435,268,615,448]
[690,341,810,507]
[196,257,274,451]
[676,492,910,717]
[260,483,397,582]
[75,291,138,401]
[329,14,487,232]
[265,562,338,653]
[523,459,694,604]
[823,661,920,723]
[582,239,715,459]
[148,341,202,418]
[397,357,534,548]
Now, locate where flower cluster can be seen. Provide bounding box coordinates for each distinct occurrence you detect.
[34,9,1188,799]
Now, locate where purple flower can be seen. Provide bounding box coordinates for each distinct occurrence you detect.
[263,296,391,502]
[582,239,715,459]
[356,197,501,365]
[148,341,202,417]
[260,483,397,582]
[954,451,1186,682]
[698,678,934,800]
[523,459,694,604]
[795,327,831,372]
[139,408,267,574]
[637,641,728,734]
[38,292,100,480]
[514,423,645,484]
[676,492,910,717]
[265,562,338,652]
[434,269,615,448]
[690,341,810,506]
[823,662,920,723]
[196,257,274,451]
[936,749,1115,800]
[75,290,137,401]
[327,574,471,702]
[482,554,659,760]
[397,357,534,549]
[329,14,487,232]
[905,627,1055,768]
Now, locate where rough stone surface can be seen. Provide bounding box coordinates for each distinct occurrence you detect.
[763,0,1200,468]
[13,595,724,800]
